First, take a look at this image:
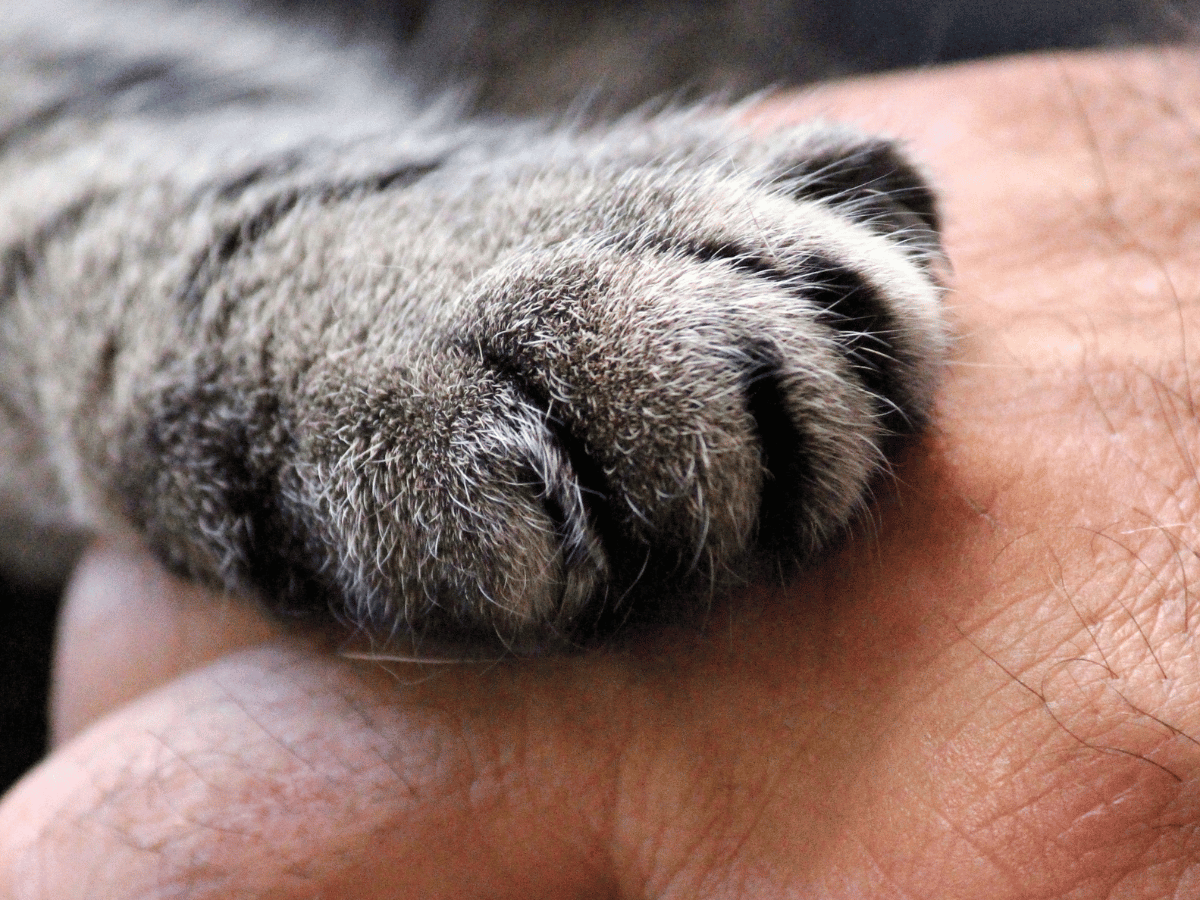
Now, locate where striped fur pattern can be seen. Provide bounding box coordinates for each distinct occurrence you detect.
[0,0,946,653]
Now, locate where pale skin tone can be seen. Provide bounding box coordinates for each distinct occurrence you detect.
[2,48,1200,899]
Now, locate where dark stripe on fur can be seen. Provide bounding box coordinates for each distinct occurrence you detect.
[176,160,443,325]
[0,57,281,153]
[211,152,310,202]
[0,192,113,307]
[115,360,338,622]
[739,340,819,558]
[652,239,914,434]
[793,252,915,433]
[770,140,941,261]
[473,349,620,580]
[175,191,303,315]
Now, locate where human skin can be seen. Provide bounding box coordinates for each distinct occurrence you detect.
[3,48,1200,899]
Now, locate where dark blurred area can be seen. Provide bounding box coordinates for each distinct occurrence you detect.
[2,574,62,791]
[2,0,1196,796]
[261,0,1200,111]
[265,0,1197,60]
[810,0,1195,69]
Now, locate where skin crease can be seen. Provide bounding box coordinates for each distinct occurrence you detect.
[3,48,1200,899]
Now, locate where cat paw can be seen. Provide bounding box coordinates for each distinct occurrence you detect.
[117,120,947,653]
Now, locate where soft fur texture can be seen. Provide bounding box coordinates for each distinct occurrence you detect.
[0,0,948,653]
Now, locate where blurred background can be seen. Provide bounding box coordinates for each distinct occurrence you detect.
[2,0,1196,794]
[263,0,1200,110]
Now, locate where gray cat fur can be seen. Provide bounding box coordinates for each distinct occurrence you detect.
[0,0,945,652]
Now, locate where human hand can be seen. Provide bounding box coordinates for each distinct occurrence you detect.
[4,49,1200,899]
